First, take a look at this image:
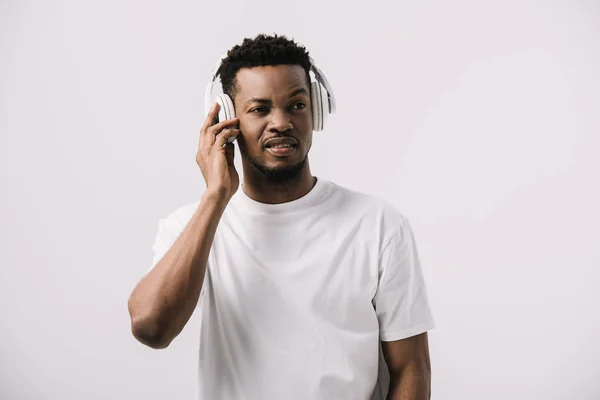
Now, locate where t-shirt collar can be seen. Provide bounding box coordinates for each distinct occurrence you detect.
[231,177,330,215]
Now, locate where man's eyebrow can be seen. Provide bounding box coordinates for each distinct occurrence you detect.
[244,88,309,107]
[245,97,271,106]
[289,87,309,97]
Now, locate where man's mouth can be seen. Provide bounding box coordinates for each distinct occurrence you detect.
[264,138,298,157]
[265,143,298,157]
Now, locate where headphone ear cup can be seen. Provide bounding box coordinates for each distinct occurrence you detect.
[216,94,236,122]
[311,81,323,131]
[215,94,237,143]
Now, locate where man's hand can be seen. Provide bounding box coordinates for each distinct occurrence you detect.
[196,102,240,202]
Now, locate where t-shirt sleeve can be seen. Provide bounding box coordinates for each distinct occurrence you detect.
[373,216,436,342]
[146,214,207,306]
[148,218,178,274]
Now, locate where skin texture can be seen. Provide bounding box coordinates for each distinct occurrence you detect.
[231,64,317,204]
[382,332,432,399]
[196,103,241,201]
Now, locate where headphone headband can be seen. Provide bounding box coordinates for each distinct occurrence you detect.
[307,56,336,113]
[204,54,336,116]
[204,53,228,116]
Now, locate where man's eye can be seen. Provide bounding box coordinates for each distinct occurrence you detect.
[250,107,267,113]
[292,102,306,110]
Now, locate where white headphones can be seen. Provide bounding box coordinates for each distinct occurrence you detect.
[204,53,336,143]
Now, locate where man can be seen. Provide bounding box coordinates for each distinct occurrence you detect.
[128,34,435,400]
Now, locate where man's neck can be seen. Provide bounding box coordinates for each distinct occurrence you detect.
[241,165,317,205]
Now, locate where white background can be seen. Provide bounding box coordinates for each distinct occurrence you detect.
[1,0,599,399]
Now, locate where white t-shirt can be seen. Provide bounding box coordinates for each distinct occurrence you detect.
[148,177,435,400]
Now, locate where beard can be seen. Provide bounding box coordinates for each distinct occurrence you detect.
[241,148,309,185]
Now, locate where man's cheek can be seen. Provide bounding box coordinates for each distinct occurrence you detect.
[238,121,261,141]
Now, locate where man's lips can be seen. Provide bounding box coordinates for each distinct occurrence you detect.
[263,137,299,157]
[265,145,297,157]
[264,137,298,148]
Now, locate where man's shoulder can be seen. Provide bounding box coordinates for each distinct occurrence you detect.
[327,180,408,226]
[328,180,406,215]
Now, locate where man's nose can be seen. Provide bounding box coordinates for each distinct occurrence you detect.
[268,108,293,133]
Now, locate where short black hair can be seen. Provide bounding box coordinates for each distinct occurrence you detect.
[218,33,312,101]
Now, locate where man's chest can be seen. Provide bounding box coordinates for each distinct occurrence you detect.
[206,219,381,333]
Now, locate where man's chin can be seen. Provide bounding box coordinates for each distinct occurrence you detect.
[246,154,308,184]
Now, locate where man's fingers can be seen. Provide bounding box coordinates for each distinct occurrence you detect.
[199,102,220,150]
[224,142,235,166]
[208,117,239,137]
[201,102,220,133]
[214,129,240,148]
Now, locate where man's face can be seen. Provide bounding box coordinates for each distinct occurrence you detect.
[233,64,313,183]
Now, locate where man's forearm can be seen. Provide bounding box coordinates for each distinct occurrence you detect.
[128,191,228,348]
[386,365,431,400]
